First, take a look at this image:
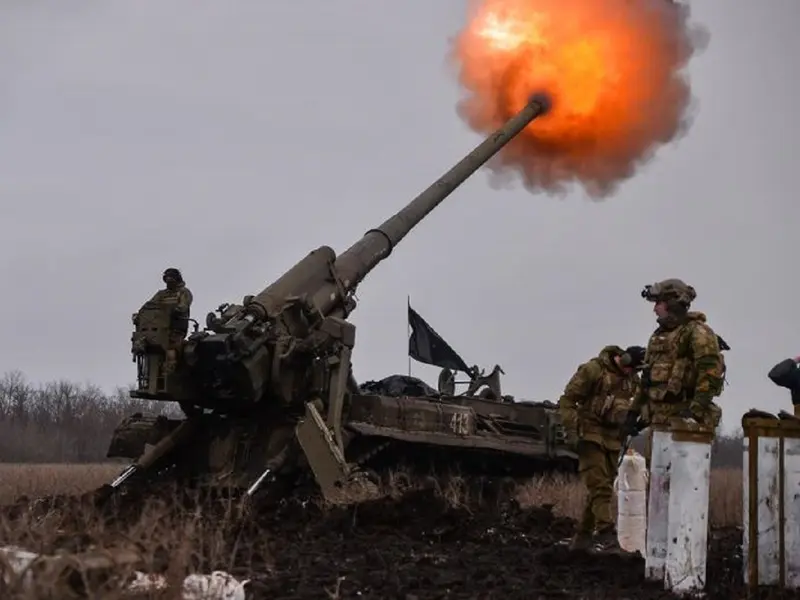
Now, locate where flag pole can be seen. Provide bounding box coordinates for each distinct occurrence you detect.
[407,295,411,376]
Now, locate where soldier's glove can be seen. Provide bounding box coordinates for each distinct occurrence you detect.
[620,410,641,437]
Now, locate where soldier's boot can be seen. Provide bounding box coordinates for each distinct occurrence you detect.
[569,530,592,552]
[592,526,624,554]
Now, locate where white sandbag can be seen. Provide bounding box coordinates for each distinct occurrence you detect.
[0,546,249,600]
[615,449,648,555]
[0,545,39,589]
[182,570,250,600]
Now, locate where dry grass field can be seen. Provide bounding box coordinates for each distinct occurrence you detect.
[0,463,121,504]
[0,376,755,598]
[0,463,747,599]
[0,463,744,525]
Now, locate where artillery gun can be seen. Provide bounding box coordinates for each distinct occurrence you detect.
[102,93,577,504]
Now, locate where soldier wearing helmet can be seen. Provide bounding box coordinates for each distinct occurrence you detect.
[622,279,725,458]
[558,344,646,553]
[137,268,193,373]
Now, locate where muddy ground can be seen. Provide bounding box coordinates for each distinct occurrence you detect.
[2,485,798,600]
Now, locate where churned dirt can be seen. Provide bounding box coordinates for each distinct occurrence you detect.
[1,477,796,600]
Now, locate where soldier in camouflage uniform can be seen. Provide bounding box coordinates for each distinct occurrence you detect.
[137,268,193,373]
[622,279,725,464]
[558,344,646,552]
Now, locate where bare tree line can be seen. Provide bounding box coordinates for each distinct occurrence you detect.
[0,370,745,468]
[0,370,178,463]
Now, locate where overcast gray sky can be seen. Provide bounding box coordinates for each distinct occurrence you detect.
[1,1,797,433]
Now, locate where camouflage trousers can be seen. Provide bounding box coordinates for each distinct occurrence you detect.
[577,440,618,535]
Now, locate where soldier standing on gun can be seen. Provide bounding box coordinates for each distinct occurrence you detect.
[558,344,646,553]
[622,279,725,464]
[136,268,193,373]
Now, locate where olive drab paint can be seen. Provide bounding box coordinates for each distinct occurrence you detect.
[100,95,571,504]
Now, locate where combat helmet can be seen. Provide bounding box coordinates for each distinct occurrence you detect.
[162,267,184,284]
[161,267,183,287]
[640,278,696,306]
[620,345,646,369]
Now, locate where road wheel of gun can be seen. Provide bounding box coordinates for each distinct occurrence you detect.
[359,460,523,509]
[352,437,574,505]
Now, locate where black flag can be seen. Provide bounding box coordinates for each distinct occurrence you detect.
[408,304,471,373]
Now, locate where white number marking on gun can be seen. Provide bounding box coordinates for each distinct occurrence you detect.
[449,412,469,436]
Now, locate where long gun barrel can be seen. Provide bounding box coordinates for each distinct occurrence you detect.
[242,93,551,322]
[120,92,553,502]
[137,93,551,408]
[322,93,551,312]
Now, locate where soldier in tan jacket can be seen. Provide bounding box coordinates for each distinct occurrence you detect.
[137,268,193,373]
[558,344,645,553]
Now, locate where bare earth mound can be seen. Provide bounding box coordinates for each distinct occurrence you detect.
[242,490,783,600]
[2,481,796,600]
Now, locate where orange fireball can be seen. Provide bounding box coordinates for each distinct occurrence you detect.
[450,0,708,197]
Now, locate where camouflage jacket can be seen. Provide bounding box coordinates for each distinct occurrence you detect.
[634,311,724,413]
[558,345,640,451]
[141,283,193,331]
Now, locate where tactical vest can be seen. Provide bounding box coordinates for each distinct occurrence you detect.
[154,288,185,309]
[153,288,190,333]
[577,360,636,429]
[644,321,724,404]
